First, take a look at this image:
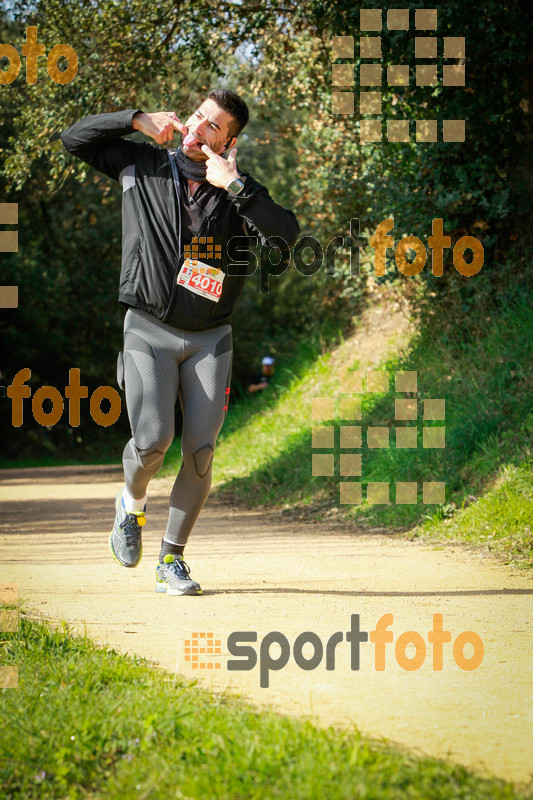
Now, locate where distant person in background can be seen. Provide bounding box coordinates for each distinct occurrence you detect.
[248,356,276,393]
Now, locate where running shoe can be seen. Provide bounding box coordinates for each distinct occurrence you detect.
[155,554,202,596]
[109,488,145,568]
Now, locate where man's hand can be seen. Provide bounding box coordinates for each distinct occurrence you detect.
[201,144,240,189]
[248,380,268,393]
[132,111,187,145]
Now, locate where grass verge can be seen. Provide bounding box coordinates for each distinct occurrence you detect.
[415,460,533,567]
[0,609,530,800]
[185,289,531,565]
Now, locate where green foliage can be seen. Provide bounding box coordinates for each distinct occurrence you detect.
[0,0,231,458]
[0,0,530,463]
[228,0,532,281]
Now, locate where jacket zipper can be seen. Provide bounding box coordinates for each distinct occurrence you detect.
[164,151,228,319]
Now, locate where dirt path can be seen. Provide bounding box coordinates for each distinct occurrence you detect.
[1,464,532,785]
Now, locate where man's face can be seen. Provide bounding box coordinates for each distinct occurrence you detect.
[182,98,237,160]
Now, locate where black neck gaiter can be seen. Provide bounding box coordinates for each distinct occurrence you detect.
[173,145,208,183]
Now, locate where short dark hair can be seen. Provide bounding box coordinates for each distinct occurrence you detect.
[207,88,249,138]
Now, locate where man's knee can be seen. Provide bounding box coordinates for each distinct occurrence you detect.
[192,443,214,478]
[137,446,166,469]
[125,437,171,469]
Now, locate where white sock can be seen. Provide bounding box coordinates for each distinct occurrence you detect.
[123,487,147,513]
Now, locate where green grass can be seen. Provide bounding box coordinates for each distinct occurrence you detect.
[416,461,533,567]
[161,291,532,565]
[0,610,529,799]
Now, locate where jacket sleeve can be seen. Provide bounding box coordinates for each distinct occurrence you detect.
[228,174,300,249]
[61,109,149,182]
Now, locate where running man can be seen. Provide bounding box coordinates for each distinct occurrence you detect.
[61,89,300,595]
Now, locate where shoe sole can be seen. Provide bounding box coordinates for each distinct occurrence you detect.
[155,581,203,596]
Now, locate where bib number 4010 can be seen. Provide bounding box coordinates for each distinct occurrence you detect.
[190,272,223,297]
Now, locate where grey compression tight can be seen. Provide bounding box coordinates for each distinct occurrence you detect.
[119,308,232,547]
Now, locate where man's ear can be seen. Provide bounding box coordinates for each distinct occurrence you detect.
[222,135,238,154]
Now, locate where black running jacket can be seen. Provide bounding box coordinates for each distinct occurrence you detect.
[61,109,300,330]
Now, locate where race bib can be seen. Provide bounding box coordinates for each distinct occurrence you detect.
[177,258,225,303]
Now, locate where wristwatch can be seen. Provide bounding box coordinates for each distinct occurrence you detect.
[226,175,245,195]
